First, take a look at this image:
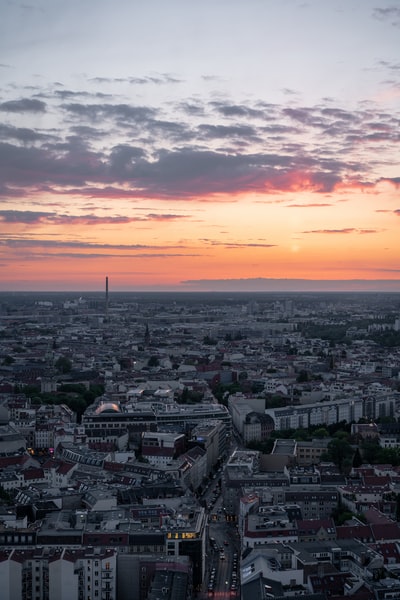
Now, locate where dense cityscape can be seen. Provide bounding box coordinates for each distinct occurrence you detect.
[0,290,400,600]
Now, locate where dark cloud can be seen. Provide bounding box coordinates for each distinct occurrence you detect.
[145,119,194,143]
[0,124,54,144]
[178,102,205,117]
[54,90,102,100]
[287,203,332,207]
[300,228,378,234]
[0,138,350,199]
[0,140,105,192]
[320,107,356,121]
[283,107,317,126]
[373,7,400,27]
[129,75,181,85]
[61,102,156,124]
[115,148,326,198]
[1,237,185,252]
[379,177,400,188]
[0,210,56,224]
[301,228,355,234]
[223,242,276,248]
[0,90,398,201]
[69,125,106,140]
[89,74,181,85]
[202,240,276,248]
[0,98,46,113]
[211,102,267,119]
[145,213,188,221]
[378,59,400,72]
[89,77,128,84]
[197,123,260,142]
[52,185,144,200]
[0,210,188,226]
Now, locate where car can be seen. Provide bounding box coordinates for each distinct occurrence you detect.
[220,552,225,560]
[223,540,229,546]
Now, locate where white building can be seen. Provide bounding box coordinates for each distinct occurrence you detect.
[0,547,117,600]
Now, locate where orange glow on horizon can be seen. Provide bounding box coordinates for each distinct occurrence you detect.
[1,150,399,292]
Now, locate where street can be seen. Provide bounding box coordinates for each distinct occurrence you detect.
[198,474,240,599]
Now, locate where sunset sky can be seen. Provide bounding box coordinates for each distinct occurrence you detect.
[1,0,399,292]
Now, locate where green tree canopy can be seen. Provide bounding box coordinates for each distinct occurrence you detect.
[55,356,72,374]
[326,437,355,473]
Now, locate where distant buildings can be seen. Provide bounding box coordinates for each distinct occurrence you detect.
[0,291,400,597]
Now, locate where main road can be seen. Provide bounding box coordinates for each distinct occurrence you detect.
[199,512,240,599]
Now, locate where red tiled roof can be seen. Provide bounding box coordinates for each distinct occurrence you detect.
[23,468,45,480]
[0,455,30,469]
[336,525,373,541]
[363,475,390,486]
[371,523,400,541]
[369,542,400,563]
[296,518,335,534]
[57,462,75,475]
[363,507,394,525]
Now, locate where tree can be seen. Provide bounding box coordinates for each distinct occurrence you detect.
[148,356,159,367]
[296,369,309,383]
[65,396,87,419]
[55,356,72,374]
[326,437,354,473]
[313,427,329,438]
[2,355,15,365]
[332,507,354,526]
[352,447,363,469]
[294,428,310,441]
[246,439,275,454]
[396,494,400,521]
[203,335,217,345]
[0,484,13,505]
[360,438,381,464]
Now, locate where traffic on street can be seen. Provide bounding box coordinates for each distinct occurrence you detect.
[198,465,241,599]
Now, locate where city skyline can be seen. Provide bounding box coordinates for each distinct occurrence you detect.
[1,0,399,292]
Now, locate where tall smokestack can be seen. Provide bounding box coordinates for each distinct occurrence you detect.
[105,276,109,318]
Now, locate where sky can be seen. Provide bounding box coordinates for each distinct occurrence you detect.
[0,0,399,292]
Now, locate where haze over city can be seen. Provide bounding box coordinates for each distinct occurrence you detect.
[1,0,399,292]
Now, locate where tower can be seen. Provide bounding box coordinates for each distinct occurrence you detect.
[105,276,109,319]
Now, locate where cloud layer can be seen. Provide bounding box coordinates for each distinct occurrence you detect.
[0,88,399,204]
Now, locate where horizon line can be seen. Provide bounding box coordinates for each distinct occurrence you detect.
[1,277,400,294]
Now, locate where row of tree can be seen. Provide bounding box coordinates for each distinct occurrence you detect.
[247,421,400,473]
